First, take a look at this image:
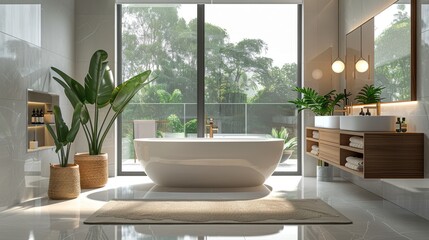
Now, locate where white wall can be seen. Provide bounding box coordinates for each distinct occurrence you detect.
[74,0,116,177]
[302,0,338,176]
[0,0,75,210]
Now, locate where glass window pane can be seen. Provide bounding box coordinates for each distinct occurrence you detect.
[205,4,299,173]
[121,4,197,172]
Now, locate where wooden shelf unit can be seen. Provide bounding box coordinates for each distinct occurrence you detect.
[306,127,424,178]
[27,90,59,152]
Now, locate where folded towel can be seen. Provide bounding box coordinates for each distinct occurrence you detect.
[345,162,363,171]
[310,149,319,156]
[349,142,363,149]
[346,156,364,166]
[312,131,319,138]
[311,145,319,151]
[349,136,364,144]
[346,156,363,162]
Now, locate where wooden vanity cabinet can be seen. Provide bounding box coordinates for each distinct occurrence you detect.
[306,127,424,178]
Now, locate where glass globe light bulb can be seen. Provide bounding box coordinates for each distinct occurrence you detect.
[355,59,369,73]
[331,59,345,73]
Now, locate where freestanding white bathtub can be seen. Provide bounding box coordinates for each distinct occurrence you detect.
[134,138,284,187]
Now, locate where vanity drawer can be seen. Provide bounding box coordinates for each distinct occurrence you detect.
[319,131,340,144]
[319,143,340,164]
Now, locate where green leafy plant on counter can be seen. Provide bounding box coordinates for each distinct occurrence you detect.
[289,87,351,116]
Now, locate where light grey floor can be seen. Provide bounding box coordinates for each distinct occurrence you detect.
[0,176,428,239]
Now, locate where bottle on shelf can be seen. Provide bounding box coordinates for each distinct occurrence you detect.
[35,109,40,124]
[359,108,365,116]
[401,117,407,132]
[40,109,44,124]
[395,117,402,132]
[31,109,36,124]
[45,110,54,124]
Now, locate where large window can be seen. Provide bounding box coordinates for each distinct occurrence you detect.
[118,4,301,175]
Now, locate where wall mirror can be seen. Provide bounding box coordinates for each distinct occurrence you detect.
[345,0,416,103]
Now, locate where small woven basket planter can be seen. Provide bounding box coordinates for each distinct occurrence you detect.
[74,153,108,189]
[48,164,80,200]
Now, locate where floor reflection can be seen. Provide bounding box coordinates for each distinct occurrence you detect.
[86,183,272,201]
[133,225,284,237]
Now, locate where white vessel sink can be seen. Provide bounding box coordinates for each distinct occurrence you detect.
[340,116,396,132]
[314,116,340,129]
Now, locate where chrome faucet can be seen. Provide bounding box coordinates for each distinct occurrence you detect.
[205,117,218,138]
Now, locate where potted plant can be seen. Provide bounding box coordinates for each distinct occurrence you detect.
[289,87,350,129]
[355,84,385,104]
[289,87,350,181]
[51,49,152,188]
[289,87,350,116]
[271,127,297,163]
[46,103,82,199]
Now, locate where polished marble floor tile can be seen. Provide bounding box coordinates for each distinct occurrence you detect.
[0,176,428,239]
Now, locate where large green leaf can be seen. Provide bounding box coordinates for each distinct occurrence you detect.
[97,63,114,108]
[52,77,81,107]
[66,103,83,143]
[111,70,151,112]
[53,105,69,145]
[46,123,62,153]
[85,50,108,104]
[52,77,89,124]
[51,67,86,103]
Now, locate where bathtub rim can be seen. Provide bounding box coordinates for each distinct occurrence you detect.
[134,138,284,143]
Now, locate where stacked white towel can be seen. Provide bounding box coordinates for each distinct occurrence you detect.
[310,144,319,155]
[349,136,363,149]
[312,131,319,139]
[345,156,363,171]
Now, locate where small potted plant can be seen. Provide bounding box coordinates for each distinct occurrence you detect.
[289,87,350,116]
[271,127,297,163]
[289,87,351,129]
[46,103,82,200]
[355,84,385,104]
[51,50,152,188]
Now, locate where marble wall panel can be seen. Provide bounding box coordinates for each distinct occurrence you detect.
[0,0,74,210]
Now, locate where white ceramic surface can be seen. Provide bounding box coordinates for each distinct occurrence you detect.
[340,115,396,131]
[134,138,284,187]
[314,116,340,129]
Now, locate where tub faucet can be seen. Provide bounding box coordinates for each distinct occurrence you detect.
[206,118,218,138]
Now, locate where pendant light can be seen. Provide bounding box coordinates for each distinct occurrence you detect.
[331,1,345,73]
[355,26,369,73]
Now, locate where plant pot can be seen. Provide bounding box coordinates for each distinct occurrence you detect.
[317,165,333,182]
[280,150,293,163]
[314,116,340,129]
[74,153,108,189]
[48,164,80,200]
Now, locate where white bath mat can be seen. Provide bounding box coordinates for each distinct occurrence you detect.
[84,197,352,225]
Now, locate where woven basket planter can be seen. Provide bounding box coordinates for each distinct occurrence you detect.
[48,164,80,200]
[74,153,108,189]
